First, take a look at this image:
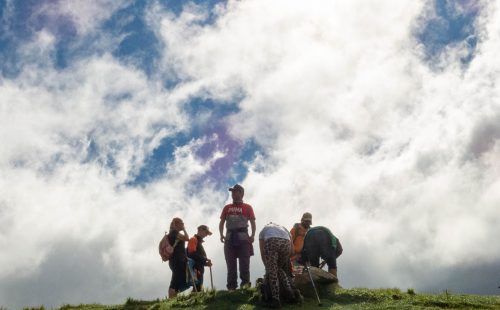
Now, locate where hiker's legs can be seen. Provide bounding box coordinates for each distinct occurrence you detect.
[276,239,295,301]
[307,231,326,267]
[263,238,281,303]
[322,248,338,280]
[319,232,337,270]
[323,251,336,270]
[238,242,251,287]
[168,288,177,298]
[304,242,320,267]
[168,260,186,298]
[302,232,321,266]
[328,268,338,279]
[224,243,238,290]
[195,268,204,292]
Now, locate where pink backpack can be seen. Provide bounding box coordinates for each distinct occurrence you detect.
[159,233,178,262]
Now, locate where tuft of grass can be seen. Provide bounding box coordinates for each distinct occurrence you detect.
[60,303,121,310]
[332,287,404,304]
[21,286,500,309]
[170,290,218,308]
[328,288,500,309]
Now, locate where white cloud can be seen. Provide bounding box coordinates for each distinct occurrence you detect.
[33,0,132,35]
[0,51,195,308]
[0,53,187,179]
[2,0,500,308]
[153,0,500,293]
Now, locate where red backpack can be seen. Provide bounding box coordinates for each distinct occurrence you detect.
[159,232,178,262]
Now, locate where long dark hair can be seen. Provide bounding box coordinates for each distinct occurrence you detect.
[169,217,183,232]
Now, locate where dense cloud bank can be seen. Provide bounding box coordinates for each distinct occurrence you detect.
[1,0,499,309]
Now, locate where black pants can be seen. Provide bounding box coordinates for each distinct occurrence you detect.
[224,242,251,289]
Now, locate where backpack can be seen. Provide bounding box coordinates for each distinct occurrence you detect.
[159,232,178,262]
[292,223,305,243]
[335,237,343,258]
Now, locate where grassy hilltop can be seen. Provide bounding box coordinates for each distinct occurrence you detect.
[18,287,500,310]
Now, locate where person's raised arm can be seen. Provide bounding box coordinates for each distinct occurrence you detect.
[176,222,189,241]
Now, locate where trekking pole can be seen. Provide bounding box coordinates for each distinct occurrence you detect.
[209,265,214,290]
[304,262,322,306]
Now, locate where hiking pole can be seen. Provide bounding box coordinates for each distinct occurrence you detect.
[209,265,214,290]
[304,262,322,306]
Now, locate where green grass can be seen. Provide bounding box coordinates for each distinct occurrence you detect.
[15,287,500,310]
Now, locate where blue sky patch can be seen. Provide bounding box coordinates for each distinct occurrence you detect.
[129,98,262,189]
[415,0,480,66]
[0,0,226,77]
[0,0,87,74]
[161,0,224,21]
[103,1,161,76]
[0,0,34,77]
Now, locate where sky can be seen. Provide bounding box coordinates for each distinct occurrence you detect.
[1,0,499,308]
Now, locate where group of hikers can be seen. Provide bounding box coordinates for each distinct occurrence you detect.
[161,184,342,308]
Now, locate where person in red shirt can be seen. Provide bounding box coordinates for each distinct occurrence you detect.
[187,225,213,292]
[219,184,256,290]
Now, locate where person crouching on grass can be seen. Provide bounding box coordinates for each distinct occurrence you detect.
[168,217,189,298]
[187,225,213,292]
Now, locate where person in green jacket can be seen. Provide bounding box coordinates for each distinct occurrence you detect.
[301,226,342,279]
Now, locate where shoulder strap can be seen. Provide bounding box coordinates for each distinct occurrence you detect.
[167,231,180,247]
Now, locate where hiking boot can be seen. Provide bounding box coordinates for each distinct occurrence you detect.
[329,268,337,277]
[240,282,251,289]
[266,298,281,309]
